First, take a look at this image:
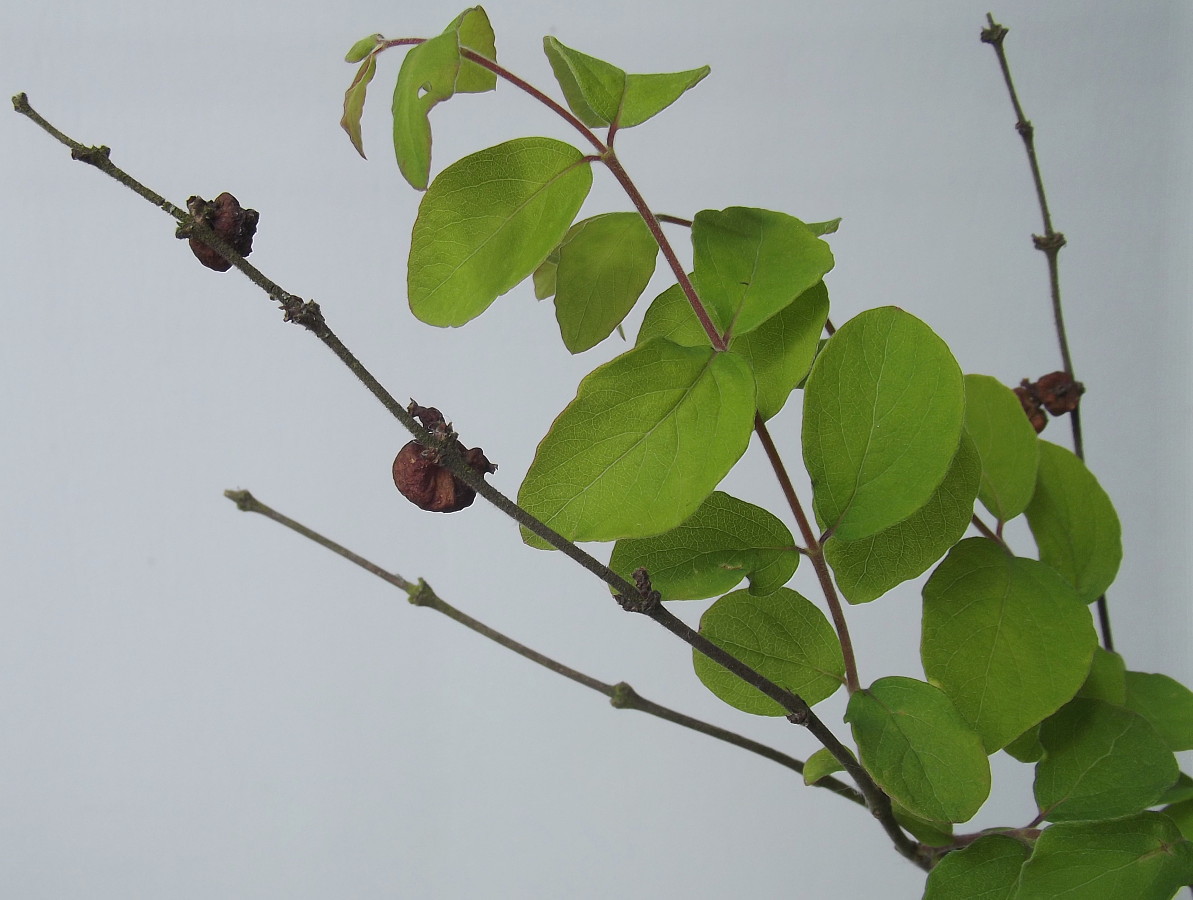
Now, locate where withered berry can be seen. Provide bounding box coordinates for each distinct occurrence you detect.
[392,402,497,513]
[1033,370,1084,416]
[1014,381,1049,434]
[186,192,259,272]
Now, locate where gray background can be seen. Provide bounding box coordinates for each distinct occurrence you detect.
[3,1,1190,897]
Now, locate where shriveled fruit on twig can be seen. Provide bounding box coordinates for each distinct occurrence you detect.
[185,192,259,271]
[392,402,497,513]
[1014,370,1084,433]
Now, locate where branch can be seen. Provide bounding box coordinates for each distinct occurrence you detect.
[223,488,865,807]
[980,17,1112,651]
[15,93,925,868]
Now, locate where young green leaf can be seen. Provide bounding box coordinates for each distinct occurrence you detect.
[1124,671,1193,751]
[1076,647,1127,704]
[922,538,1097,752]
[518,339,754,544]
[804,306,965,541]
[391,31,463,190]
[1035,698,1178,822]
[690,207,834,340]
[1165,799,1193,840]
[344,33,384,63]
[1025,440,1122,604]
[964,373,1039,522]
[340,54,378,158]
[638,279,829,420]
[445,6,497,93]
[1015,813,1193,900]
[608,491,798,600]
[542,36,708,129]
[693,588,844,716]
[1003,726,1044,763]
[802,747,845,786]
[891,803,955,848]
[550,213,658,353]
[409,138,592,326]
[923,833,1029,900]
[845,676,990,823]
[824,431,980,604]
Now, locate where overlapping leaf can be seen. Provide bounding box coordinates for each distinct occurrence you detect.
[1124,671,1193,751]
[1015,814,1193,900]
[1025,440,1122,604]
[693,588,844,715]
[608,491,798,600]
[802,748,845,786]
[922,538,1097,751]
[638,279,828,420]
[518,339,755,545]
[804,307,965,541]
[341,52,379,158]
[923,833,1029,900]
[542,36,709,129]
[1035,698,1178,822]
[409,138,592,326]
[824,432,979,604]
[845,676,990,823]
[540,213,658,353]
[964,374,1039,521]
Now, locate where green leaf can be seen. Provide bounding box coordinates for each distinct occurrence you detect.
[1015,814,1193,900]
[1124,671,1193,751]
[1035,698,1178,822]
[963,374,1039,522]
[518,339,754,544]
[824,431,980,604]
[532,247,558,299]
[445,7,497,93]
[1076,647,1126,705]
[344,33,383,63]
[922,538,1097,752]
[1158,773,1193,806]
[391,31,463,190]
[542,36,708,129]
[803,306,965,541]
[804,217,842,237]
[1003,725,1044,763]
[638,279,829,420]
[340,54,378,158]
[409,138,592,326]
[891,803,954,847]
[608,491,798,600]
[693,588,844,716]
[551,213,658,353]
[1165,799,1193,840]
[845,676,990,823]
[690,207,834,340]
[923,833,1030,900]
[802,748,844,786]
[1025,440,1122,604]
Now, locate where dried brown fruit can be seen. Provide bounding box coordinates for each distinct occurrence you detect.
[1014,381,1048,434]
[392,402,497,513]
[1033,370,1084,416]
[186,192,260,271]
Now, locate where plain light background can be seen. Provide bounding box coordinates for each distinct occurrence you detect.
[3,2,1190,897]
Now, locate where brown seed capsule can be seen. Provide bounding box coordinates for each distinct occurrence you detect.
[1014,381,1048,434]
[186,192,260,271]
[392,402,497,513]
[1033,370,1084,416]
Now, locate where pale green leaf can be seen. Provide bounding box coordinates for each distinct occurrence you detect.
[542,36,707,129]
[825,431,979,604]
[923,833,1029,900]
[845,676,990,823]
[1035,698,1178,822]
[340,54,378,158]
[1076,647,1126,705]
[804,217,842,236]
[1025,440,1122,604]
[693,588,844,716]
[690,207,834,340]
[1015,814,1193,900]
[391,31,462,190]
[532,247,558,299]
[804,307,965,541]
[637,279,829,420]
[518,339,754,544]
[446,6,497,93]
[922,538,1096,752]
[1124,671,1193,751]
[964,374,1039,521]
[608,491,798,600]
[344,33,383,63]
[552,213,658,353]
[802,748,845,786]
[409,138,592,326]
